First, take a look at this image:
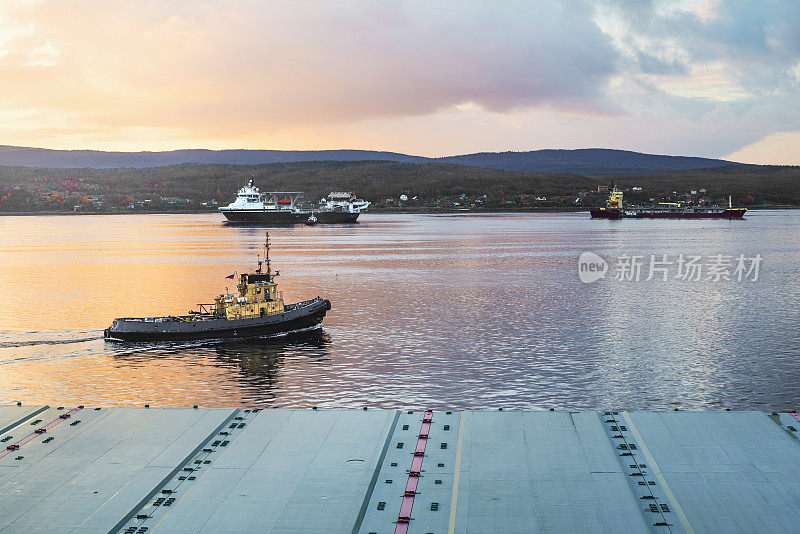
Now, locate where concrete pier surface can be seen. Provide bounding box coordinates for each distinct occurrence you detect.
[1,406,800,533]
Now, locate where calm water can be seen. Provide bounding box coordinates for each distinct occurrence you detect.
[0,211,798,410]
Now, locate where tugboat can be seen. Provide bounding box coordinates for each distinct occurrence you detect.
[590,186,746,219]
[104,234,331,342]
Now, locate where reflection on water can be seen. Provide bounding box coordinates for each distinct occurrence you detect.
[212,329,331,378]
[0,212,799,410]
[97,329,332,407]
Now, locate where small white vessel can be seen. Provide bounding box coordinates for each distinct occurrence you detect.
[315,192,371,223]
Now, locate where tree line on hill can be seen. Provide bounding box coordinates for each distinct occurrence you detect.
[0,160,798,213]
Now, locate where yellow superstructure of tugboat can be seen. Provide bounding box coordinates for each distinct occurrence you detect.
[215,265,285,321]
[104,233,331,342]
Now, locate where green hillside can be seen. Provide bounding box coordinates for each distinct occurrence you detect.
[0,161,798,213]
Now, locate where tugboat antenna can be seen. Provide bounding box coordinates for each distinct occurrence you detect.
[264,232,271,278]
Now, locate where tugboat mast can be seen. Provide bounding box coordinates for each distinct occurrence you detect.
[266,232,272,279]
[255,232,271,279]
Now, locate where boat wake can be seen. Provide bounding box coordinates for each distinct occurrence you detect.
[0,335,103,348]
[268,323,322,338]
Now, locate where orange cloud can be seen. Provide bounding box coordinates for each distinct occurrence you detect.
[0,1,798,164]
[726,132,800,165]
[0,1,618,151]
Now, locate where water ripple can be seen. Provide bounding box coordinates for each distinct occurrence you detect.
[0,212,798,410]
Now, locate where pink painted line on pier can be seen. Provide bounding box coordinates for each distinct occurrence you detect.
[0,406,83,459]
[395,410,433,534]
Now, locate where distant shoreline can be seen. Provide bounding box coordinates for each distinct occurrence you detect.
[3,160,797,216]
[0,208,584,216]
[1,205,797,217]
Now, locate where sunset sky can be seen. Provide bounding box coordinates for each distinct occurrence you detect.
[0,1,798,163]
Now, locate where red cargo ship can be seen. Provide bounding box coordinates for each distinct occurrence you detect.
[590,186,746,219]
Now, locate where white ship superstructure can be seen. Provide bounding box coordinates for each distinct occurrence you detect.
[219,181,369,224]
[219,179,303,223]
[320,192,371,214]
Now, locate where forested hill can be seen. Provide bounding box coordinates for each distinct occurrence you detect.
[437,149,733,174]
[0,145,732,175]
[0,160,797,214]
[0,146,427,169]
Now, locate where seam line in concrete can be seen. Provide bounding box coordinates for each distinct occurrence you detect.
[766,412,800,444]
[351,410,400,534]
[0,405,50,435]
[0,406,83,460]
[621,411,695,534]
[150,409,261,533]
[105,408,240,534]
[447,411,465,534]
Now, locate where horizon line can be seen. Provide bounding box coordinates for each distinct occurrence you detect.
[0,143,738,162]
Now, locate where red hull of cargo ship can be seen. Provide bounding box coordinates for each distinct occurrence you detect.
[589,207,623,219]
[629,208,746,219]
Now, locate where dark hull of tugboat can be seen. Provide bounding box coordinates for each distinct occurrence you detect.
[219,209,299,224]
[104,298,331,342]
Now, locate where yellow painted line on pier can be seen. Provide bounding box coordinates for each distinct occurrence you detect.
[622,412,695,534]
[448,411,465,534]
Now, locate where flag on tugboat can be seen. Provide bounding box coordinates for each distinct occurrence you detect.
[225,273,235,279]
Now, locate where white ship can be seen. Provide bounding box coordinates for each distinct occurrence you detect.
[219,179,304,224]
[219,180,370,224]
[314,192,371,223]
